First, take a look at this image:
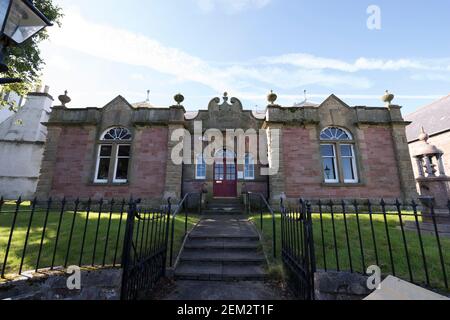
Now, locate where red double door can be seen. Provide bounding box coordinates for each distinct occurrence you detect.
[213,155,237,198]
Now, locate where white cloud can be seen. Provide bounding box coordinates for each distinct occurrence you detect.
[40,8,450,108]
[261,53,448,73]
[43,9,372,97]
[195,0,271,13]
[411,73,450,82]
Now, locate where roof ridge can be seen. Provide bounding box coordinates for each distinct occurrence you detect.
[407,93,450,117]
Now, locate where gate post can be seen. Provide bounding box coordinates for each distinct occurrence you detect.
[120,199,137,300]
[163,198,172,276]
[305,201,317,300]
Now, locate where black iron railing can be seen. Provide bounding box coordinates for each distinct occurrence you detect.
[280,199,316,300]
[120,200,171,300]
[0,197,129,278]
[281,198,450,295]
[244,192,277,259]
[168,192,203,267]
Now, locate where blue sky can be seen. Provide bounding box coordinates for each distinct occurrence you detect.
[39,0,450,114]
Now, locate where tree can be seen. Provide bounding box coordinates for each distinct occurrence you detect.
[1,0,63,110]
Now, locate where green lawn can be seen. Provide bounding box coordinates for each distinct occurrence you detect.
[0,201,199,280]
[251,213,450,291]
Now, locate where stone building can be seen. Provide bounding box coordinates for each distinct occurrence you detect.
[35,91,417,206]
[0,87,53,199]
[406,94,450,181]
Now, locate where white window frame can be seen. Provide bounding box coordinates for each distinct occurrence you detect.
[195,154,206,180]
[341,144,359,184]
[244,154,255,180]
[113,144,131,184]
[321,144,339,184]
[94,145,111,184]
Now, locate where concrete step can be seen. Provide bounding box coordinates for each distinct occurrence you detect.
[208,198,242,204]
[188,234,260,241]
[202,209,244,215]
[180,250,265,264]
[184,239,260,250]
[175,262,267,281]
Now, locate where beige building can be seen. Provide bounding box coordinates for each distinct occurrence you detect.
[406,94,450,180]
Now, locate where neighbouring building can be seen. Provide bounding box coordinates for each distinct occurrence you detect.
[406,94,450,182]
[35,91,418,206]
[0,91,25,123]
[0,87,53,199]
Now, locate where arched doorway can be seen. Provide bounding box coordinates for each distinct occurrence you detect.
[213,149,237,198]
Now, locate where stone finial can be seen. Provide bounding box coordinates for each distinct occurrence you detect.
[58,90,71,107]
[419,127,429,143]
[174,93,184,105]
[381,90,395,106]
[267,90,278,105]
[223,92,229,103]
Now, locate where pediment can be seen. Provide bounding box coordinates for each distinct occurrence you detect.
[102,95,134,111]
[317,95,356,128]
[318,94,351,110]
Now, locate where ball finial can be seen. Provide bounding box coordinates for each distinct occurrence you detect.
[58,90,71,107]
[174,93,184,105]
[381,90,395,106]
[267,90,278,104]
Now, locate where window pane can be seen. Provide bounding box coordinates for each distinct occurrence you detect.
[100,146,112,157]
[323,158,337,181]
[321,145,334,157]
[97,158,110,180]
[118,146,131,157]
[196,155,206,179]
[340,145,353,157]
[115,158,129,181]
[342,158,355,181]
[215,164,224,180]
[226,164,236,180]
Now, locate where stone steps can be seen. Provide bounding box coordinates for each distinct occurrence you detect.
[204,198,244,216]
[202,209,244,215]
[180,249,266,264]
[175,263,266,281]
[174,215,267,281]
[185,239,260,250]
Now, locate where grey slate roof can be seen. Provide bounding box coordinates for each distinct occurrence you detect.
[405,94,450,142]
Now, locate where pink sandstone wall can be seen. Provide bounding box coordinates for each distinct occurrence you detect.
[282,126,402,199]
[48,126,169,200]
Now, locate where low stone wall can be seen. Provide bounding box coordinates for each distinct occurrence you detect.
[314,271,373,300]
[0,267,122,300]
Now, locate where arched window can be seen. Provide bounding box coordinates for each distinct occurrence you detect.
[95,127,132,184]
[320,127,353,141]
[195,154,206,180]
[320,127,358,184]
[102,127,132,141]
[244,154,255,180]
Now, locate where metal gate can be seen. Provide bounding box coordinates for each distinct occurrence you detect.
[120,200,171,300]
[281,199,316,300]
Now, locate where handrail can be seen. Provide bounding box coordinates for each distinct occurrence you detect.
[244,192,277,259]
[168,192,203,267]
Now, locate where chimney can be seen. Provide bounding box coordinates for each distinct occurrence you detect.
[25,85,54,112]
